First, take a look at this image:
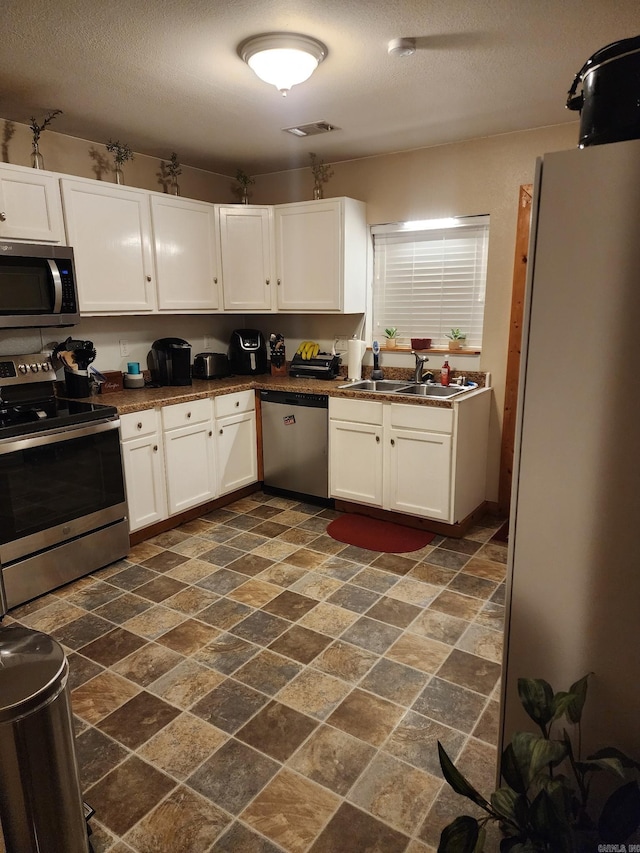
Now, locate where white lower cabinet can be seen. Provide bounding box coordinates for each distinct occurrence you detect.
[120,392,259,532]
[120,410,168,532]
[214,391,257,496]
[162,399,217,515]
[329,393,490,524]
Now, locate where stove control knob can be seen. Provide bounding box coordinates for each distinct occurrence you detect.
[40,362,52,372]
[29,363,40,373]
[17,363,28,374]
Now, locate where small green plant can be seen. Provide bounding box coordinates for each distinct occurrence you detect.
[167,152,181,179]
[309,152,334,190]
[105,139,134,165]
[446,328,466,340]
[235,168,255,189]
[384,327,399,339]
[29,109,63,143]
[437,674,640,852]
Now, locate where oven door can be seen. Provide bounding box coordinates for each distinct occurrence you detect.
[0,419,128,566]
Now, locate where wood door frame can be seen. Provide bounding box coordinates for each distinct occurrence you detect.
[498,184,533,514]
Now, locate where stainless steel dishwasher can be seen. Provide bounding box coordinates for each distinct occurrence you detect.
[260,390,329,500]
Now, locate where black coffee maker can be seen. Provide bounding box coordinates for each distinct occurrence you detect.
[148,338,192,386]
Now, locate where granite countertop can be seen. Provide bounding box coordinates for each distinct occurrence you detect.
[72,369,489,415]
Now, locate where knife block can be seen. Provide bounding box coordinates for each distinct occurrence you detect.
[270,360,287,377]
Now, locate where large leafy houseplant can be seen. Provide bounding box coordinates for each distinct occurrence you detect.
[437,675,640,852]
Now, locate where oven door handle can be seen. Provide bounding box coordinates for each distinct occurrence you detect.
[0,417,120,454]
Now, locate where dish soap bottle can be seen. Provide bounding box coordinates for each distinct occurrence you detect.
[441,356,450,386]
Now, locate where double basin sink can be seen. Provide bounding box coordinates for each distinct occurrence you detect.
[338,379,477,399]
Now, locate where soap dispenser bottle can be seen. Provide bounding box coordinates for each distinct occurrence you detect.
[371,340,384,380]
[441,356,450,386]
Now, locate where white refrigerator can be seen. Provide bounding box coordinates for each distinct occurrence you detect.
[500,138,640,758]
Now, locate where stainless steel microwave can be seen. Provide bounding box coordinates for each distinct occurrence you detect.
[0,242,80,328]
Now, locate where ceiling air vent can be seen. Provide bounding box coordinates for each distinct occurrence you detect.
[282,121,339,137]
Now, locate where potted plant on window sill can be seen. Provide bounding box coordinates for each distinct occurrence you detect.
[384,328,400,348]
[446,328,466,350]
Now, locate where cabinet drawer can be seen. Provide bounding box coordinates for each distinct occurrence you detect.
[162,398,212,430]
[214,389,255,419]
[390,402,454,433]
[329,397,383,425]
[120,408,160,440]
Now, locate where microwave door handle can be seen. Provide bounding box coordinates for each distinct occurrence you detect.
[47,259,63,313]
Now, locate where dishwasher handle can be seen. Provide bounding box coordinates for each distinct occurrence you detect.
[260,390,328,408]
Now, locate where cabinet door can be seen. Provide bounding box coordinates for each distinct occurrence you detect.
[216,411,258,495]
[151,195,220,311]
[121,433,168,532]
[219,206,273,311]
[329,419,383,505]
[275,200,341,311]
[163,422,216,514]
[0,165,65,243]
[386,427,452,521]
[60,179,155,313]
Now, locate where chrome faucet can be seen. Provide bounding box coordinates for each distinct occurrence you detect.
[412,351,430,383]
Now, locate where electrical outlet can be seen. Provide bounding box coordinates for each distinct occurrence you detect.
[119,340,130,358]
[334,336,348,352]
[203,335,215,349]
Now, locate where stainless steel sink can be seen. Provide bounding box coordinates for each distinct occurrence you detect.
[396,384,470,398]
[339,380,414,392]
[339,379,477,398]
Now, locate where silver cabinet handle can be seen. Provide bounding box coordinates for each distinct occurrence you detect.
[214,277,218,284]
[219,428,223,434]
[209,430,213,437]
[153,444,158,451]
[390,438,395,447]
[277,278,281,286]
[137,422,142,430]
[376,435,380,443]
[186,412,191,418]
[0,212,6,222]
[235,401,239,407]
[146,275,151,282]
[266,278,270,286]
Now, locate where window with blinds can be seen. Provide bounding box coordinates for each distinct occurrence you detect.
[372,215,489,348]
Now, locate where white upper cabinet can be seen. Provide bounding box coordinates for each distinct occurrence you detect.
[0,163,65,243]
[219,205,274,311]
[60,178,156,313]
[274,197,367,313]
[151,195,220,312]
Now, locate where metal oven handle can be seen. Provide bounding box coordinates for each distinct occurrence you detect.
[0,417,120,455]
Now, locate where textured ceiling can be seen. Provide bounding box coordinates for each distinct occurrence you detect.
[2,0,639,175]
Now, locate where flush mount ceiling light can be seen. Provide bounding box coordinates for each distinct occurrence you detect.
[238,33,328,96]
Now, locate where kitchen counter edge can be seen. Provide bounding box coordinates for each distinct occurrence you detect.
[75,374,490,415]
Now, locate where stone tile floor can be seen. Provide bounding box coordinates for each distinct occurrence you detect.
[3,492,507,853]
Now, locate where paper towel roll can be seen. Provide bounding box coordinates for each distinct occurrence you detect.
[347,339,365,381]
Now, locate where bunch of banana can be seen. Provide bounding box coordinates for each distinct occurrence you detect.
[296,340,320,360]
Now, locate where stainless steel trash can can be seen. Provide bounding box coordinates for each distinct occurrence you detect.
[0,625,89,853]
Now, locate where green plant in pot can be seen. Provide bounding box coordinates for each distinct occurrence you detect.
[437,674,640,852]
[384,327,399,348]
[446,328,466,350]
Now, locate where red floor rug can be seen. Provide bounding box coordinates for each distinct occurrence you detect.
[327,514,435,553]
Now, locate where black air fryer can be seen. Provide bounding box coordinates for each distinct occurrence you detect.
[567,35,640,147]
[148,337,192,386]
[228,329,267,376]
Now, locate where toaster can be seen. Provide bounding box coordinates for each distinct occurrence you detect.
[192,352,230,380]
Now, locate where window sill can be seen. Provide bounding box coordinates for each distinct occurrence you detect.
[370,345,481,355]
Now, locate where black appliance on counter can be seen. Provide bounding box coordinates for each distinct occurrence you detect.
[288,352,341,379]
[0,353,129,613]
[228,329,268,376]
[148,337,192,386]
[192,352,230,380]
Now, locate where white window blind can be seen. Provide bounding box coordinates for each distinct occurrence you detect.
[372,216,489,348]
